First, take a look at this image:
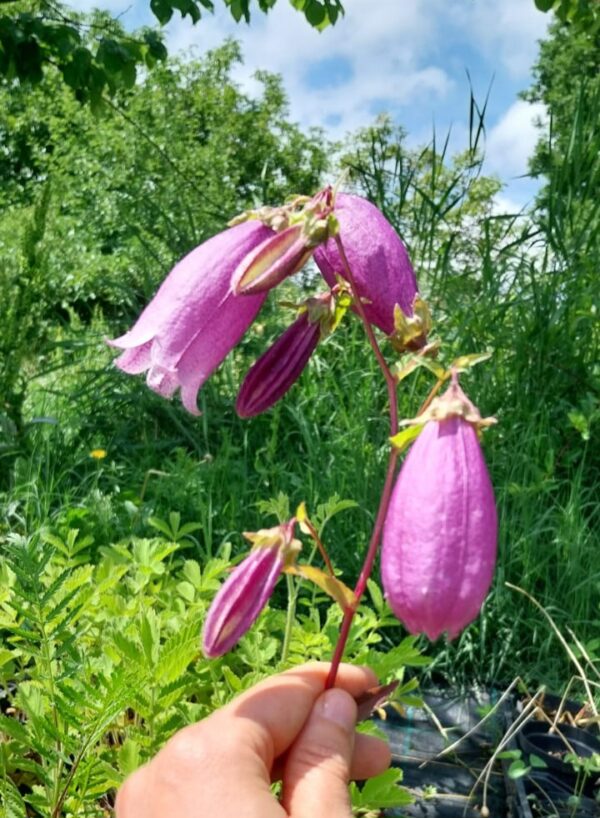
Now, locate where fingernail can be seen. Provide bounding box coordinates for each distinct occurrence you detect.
[318,689,357,730]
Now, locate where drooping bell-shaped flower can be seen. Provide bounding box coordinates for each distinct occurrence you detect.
[108,221,273,415]
[381,376,497,640]
[202,520,301,658]
[314,193,424,343]
[236,289,346,418]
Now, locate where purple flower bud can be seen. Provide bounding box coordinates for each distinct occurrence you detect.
[314,193,420,336]
[108,221,274,415]
[202,520,300,658]
[381,382,497,640]
[235,288,341,418]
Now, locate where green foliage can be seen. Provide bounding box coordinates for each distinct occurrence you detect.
[534,0,600,31]
[0,517,423,816]
[351,768,413,815]
[524,18,599,277]
[0,0,344,105]
[0,40,328,475]
[0,6,167,108]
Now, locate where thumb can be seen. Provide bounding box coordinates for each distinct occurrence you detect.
[282,687,356,818]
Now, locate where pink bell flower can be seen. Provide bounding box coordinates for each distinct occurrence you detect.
[314,193,420,336]
[202,520,301,658]
[108,221,273,415]
[381,379,497,640]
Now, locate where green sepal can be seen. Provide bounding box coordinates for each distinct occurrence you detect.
[389,424,423,453]
[284,564,355,610]
[393,347,445,382]
[450,351,493,372]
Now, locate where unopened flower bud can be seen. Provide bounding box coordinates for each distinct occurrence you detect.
[236,311,320,418]
[231,224,313,296]
[381,377,497,640]
[314,193,420,336]
[202,520,300,658]
[236,291,343,418]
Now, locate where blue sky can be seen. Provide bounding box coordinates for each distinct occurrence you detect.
[71,0,549,210]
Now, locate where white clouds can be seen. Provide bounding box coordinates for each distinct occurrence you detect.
[451,0,549,79]
[166,0,451,137]
[491,192,527,216]
[486,100,547,179]
[60,0,548,205]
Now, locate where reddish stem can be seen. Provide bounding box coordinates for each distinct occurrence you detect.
[312,525,336,578]
[325,236,399,689]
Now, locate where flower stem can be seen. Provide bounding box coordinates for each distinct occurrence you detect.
[325,236,399,689]
[281,573,298,663]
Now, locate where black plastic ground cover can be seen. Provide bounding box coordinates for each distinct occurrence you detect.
[505,697,600,818]
[376,689,509,817]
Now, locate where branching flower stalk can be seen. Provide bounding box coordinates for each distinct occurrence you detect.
[325,235,399,690]
[112,184,498,695]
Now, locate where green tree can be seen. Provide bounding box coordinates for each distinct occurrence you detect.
[0,40,328,448]
[534,0,600,31]
[524,15,599,261]
[0,0,344,106]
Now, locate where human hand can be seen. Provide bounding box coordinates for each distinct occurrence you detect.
[115,662,391,818]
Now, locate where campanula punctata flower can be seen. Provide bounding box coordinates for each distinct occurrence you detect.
[381,376,497,640]
[314,193,422,341]
[108,221,273,415]
[202,520,301,658]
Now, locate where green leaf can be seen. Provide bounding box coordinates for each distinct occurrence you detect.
[450,350,492,372]
[313,494,358,535]
[221,664,243,691]
[305,1,326,27]
[256,491,291,523]
[178,521,203,537]
[143,30,168,65]
[529,753,548,769]
[367,578,384,613]
[568,410,591,440]
[393,353,445,382]
[177,580,196,602]
[0,713,30,743]
[139,610,160,666]
[148,515,175,539]
[118,738,141,776]
[356,719,388,741]
[112,632,143,664]
[150,0,174,24]
[389,424,423,453]
[2,778,27,818]
[157,622,200,684]
[351,768,413,810]
[498,749,522,760]
[508,759,531,779]
[535,0,555,11]
[227,0,249,23]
